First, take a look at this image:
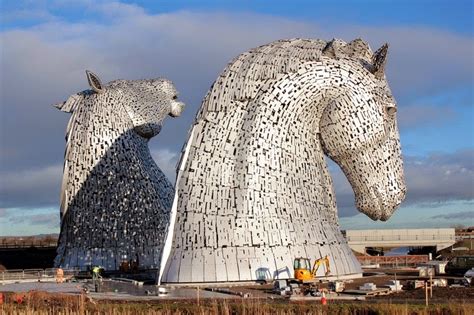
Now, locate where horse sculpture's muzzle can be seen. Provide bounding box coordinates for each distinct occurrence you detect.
[170,101,185,117]
[337,136,406,221]
[355,182,406,221]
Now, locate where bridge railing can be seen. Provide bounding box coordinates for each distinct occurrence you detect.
[356,255,429,267]
[347,234,455,242]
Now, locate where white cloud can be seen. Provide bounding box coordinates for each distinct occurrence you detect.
[0,165,62,208]
[404,150,474,202]
[9,212,58,228]
[1,8,56,24]
[432,211,474,220]
[397,105,457,129]
[93,1,146,19]
[0,207,59,236]
[151,148,179,183]
[340,200,474,230]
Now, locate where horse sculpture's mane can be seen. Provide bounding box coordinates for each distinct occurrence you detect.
[199,38,375,115]
[56,87,135,219]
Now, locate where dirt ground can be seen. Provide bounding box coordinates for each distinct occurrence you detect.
[215,268,474,304]
[1,267,472,305]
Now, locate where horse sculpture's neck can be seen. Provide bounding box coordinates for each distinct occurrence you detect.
[61,96,135,215]
[196,57,355,211]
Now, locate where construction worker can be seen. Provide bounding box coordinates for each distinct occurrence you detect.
[56,268,64,283]
[92,266,102,292]
[92,266,101,280]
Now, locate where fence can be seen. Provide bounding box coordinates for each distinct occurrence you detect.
[0,268,80,283]
[356,255,430,267]
[347,234,455,242]
[0,243,57,249]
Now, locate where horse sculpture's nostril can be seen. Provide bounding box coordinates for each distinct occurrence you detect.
[355,184,402,221]
[380,212,390,221]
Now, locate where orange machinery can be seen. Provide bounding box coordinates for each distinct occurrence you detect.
[293,255,331,281]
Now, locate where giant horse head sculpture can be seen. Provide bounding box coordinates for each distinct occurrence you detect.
[57,70,184,139]
[54,71,184,270]
[160,38,406,283]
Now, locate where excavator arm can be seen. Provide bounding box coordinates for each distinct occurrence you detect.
[311,255,331,277]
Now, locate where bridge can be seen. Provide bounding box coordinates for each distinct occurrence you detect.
[344,228,456,254]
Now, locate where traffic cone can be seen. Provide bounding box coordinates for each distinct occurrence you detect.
[321,291,327,305]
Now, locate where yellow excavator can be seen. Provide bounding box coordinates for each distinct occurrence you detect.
[293,255,331,281]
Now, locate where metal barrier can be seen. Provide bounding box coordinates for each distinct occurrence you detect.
[0,243,57,249]
[356,255,430,267]
[0,268,80,283]
[347,235,455,242]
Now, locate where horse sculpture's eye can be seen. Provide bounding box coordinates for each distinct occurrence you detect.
[386,105,397,116]
[172,95,178,100]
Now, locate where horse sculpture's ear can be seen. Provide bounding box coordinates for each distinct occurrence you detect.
[53,93,84,113]
[322,38,345,59]
[346,38,372,62]
[371,43,389,78]
[54,102,68,112]
[86,70,104,93]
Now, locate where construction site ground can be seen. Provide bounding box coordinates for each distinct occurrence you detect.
[1,268,472,304]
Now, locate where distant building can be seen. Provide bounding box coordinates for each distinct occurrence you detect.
[345,228,456,253]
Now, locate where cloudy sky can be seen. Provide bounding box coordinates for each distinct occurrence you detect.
[0,0,473,235]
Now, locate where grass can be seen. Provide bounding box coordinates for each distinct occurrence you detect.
[1,291,473,315]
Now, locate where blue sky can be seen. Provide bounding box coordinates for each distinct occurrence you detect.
[2,0,472,34]
[0,0,473,235]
